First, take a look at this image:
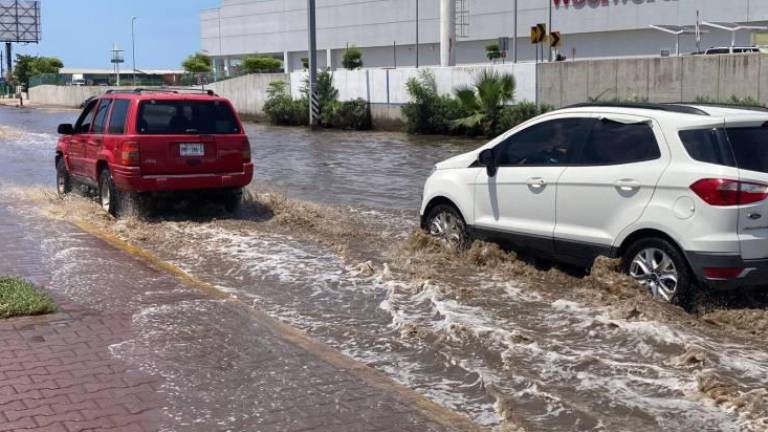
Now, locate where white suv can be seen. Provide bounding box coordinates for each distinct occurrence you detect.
[420,103,768,304]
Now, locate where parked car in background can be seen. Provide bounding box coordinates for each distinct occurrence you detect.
[56,89,253,216]
[704,46,761,55]
[420,102,768,305]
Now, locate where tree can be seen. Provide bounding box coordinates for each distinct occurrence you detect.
[301,57,309,69]
[452,69,516,137]
[242,56,282,73]
[13,55,63,88]
[341,46,363,70]
[182,53,213,73]
[485,43,502,63]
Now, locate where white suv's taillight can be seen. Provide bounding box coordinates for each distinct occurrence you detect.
[690,178,768,206]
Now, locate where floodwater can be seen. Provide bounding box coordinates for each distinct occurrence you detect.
[1,106,767,432]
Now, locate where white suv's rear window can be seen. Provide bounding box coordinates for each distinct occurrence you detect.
[727,128,768,174]
[137,100,240,135]
[680,127,768,174]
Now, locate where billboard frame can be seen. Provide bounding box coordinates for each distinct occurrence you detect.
[0,0,41,44]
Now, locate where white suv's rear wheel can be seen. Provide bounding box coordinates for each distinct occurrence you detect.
[426,204,467,250]
[622,237,692,305]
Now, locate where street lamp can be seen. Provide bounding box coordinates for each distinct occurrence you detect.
[131,17,137,86]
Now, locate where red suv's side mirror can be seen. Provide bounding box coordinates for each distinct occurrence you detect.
[57,124,74,135]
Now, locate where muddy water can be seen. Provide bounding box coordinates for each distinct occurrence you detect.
[1,107,767,432]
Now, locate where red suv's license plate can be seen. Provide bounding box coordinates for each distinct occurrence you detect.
[180,143,205,157]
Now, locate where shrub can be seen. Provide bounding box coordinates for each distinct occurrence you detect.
[452,69,516,137]
[321,99,372,130]
[302,70,339,110]
[402,70,462,134]
[485,43,502,62]
[263,81,308,126]
[342,45,363,70]
[0,277,56,319]
[242,56,282,73]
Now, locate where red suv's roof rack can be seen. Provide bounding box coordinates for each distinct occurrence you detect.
[104,87,217,96]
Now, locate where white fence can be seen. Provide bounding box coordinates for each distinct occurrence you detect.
[289,63,537,105]
[28,63,538,121]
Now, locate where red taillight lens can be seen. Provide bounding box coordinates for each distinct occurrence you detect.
[690,179,768,206]
[703,267,744,280]
[242,138,251,162]
[120,141,140,166]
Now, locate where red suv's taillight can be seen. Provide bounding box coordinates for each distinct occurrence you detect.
[690,178,768,206]
[242,138,251,162]
[120,141,140,166]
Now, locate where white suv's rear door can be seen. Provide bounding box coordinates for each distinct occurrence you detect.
[554,114,670,261]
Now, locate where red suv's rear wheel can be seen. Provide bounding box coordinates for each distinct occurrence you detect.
[99,168,119,216]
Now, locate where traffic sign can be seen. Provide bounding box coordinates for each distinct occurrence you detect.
[549,31,562,48]
[531,23,547,44]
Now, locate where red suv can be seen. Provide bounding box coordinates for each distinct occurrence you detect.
[55,89,253,215]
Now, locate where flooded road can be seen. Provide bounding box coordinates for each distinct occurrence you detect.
[1,106,767,431]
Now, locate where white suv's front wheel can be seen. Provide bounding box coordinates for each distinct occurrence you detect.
[622,237,692,305]
[426,204,467,250]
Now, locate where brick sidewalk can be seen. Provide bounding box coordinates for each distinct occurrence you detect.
[0,306,167,432]
[0,204,479,431]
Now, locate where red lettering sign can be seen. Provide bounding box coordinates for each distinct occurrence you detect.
[554,0,615,8]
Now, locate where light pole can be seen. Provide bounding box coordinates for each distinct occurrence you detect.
[415,0,419,68]
[131,17,137,86]
[307,0,319,128]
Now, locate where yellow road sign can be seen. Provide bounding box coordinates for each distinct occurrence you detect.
[549,31,562,48]
[531,23,546,44]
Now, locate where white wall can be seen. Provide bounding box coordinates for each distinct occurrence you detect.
[288,63,537,105]
[202,0,768,66]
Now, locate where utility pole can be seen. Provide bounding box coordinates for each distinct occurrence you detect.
[307,0,319,128]
[5,42,11,83]
[513,0,518,63]
[131,17,137,86]
[415,0,419,68]
[548,0,553,61]
[439,0,455,66]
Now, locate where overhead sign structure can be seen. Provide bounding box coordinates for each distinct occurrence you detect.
[549,31,562,48]
[531,23,546,44]
[0,1,40,43]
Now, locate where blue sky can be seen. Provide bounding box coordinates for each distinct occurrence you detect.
[15,0,220,70]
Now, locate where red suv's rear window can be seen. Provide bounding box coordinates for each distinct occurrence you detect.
[137,100,241,135]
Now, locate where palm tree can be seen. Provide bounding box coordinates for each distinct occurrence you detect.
[452,69,516,136]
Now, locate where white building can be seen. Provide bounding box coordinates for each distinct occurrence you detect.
[200,0,768,75]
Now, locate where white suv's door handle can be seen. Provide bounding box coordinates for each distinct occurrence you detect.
[615,179,640,191]
[527,177,546,188]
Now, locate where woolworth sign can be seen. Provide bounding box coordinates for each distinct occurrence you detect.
[553,0,672,7]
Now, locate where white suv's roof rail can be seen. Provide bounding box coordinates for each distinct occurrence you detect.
[563,102,710,116]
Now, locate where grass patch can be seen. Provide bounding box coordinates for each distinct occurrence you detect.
[0,276,57,319]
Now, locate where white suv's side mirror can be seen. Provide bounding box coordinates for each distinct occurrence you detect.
[478,149,498,178]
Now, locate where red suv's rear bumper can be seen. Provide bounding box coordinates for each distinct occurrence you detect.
[111,163,254,192]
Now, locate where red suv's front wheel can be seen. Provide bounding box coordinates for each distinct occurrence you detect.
[56,159,72,198]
